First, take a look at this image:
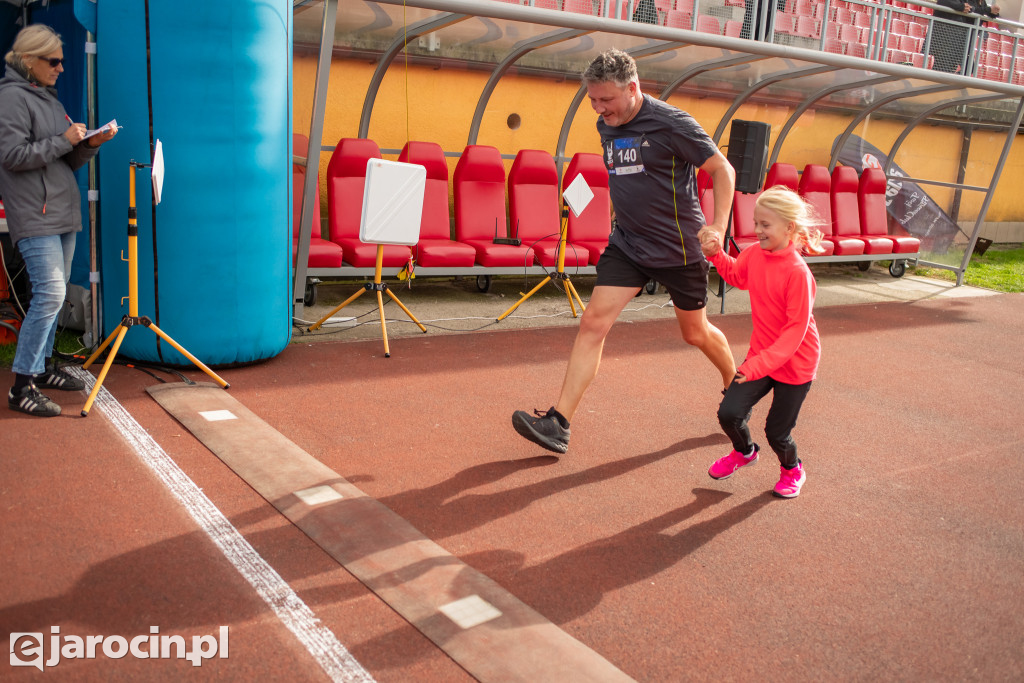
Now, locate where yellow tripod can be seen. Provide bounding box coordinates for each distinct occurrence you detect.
[306,244,426,358]
[81,161,229,416]
[497,205,587,321]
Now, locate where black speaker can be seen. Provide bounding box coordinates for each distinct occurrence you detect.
[726,120,771,194]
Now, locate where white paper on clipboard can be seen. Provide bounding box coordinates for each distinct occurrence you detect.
[83,119,118,140]
[151,140,165,205]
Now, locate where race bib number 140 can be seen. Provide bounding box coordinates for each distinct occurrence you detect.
[606,137,645,176]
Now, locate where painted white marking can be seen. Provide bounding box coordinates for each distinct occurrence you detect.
[199,409,238,422]
[295,485,344,506]
[439,595,503,630]
[70,368,374,683]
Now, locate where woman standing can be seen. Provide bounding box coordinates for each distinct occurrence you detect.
[0,24,116,416]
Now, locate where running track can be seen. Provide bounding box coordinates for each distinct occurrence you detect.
[2,293,1022,681]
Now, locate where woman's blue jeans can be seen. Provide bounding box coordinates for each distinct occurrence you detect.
[11,232,76,377]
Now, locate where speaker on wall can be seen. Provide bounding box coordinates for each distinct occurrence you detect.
[726,120,771,194]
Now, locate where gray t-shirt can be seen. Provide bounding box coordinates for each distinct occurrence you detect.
[598,94,717,268]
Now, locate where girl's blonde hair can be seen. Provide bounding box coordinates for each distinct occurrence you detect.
[755,186,826,255]
[4,24,63,76]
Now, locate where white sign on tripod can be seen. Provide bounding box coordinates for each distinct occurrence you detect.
[359,159,426,246]
[562,172,594,218]
[151,139,165,205]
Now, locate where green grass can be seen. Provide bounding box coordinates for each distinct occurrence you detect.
[0,330,86,370]
[909,243,1024,293]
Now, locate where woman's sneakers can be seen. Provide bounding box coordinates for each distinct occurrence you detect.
[8,383,61,417]
[708,445,759,479]
[37,360,85,391]
[772,462,806,498]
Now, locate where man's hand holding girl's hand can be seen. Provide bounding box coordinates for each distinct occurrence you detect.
[698,226,722,257]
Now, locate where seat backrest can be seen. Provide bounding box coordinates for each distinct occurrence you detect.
[454,144,507,242]
[508,149,561,242]
[563,152,611,243]
[798,163,833,237]
[830,165,862,237]
[398,141,451,241]
[325,137,382,242]
[697,168,714,225]
[697,15,720,34]
[858,167,889,238]
[731,190,760,240]
[293,133,322,239]
[765,162,799,191]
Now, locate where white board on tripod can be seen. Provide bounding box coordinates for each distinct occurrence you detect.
[359,159,426,246]
[151,139,165,205]
[562,172,594,218]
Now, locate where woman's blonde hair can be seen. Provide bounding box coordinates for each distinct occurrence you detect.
[755,186,826,255]
[4,24,63,75]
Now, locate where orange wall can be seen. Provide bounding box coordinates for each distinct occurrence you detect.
[295,55,1023,223]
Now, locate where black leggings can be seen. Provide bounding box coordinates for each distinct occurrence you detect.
[718,375,812,469]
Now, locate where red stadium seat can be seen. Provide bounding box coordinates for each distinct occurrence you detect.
[765,162,799,191]
[775,12,796,34]
[509,149,588,267]
[563,153,611,264]
[398,141,477,267]
[293,134,344,268]
[666,9,693,28]
[325,137,412,267]
[453,145,534,267]
[697,15,721,34]
[795,15,821,39]
[562,0,599,14]
[729,190,760,254]
[796,164,836,256]
[697,168,715,226]
[858,168,921,254]
[729,162,799,254]
[832,165,891,254]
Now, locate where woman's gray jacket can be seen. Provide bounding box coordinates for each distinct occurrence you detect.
[0,65,98,246]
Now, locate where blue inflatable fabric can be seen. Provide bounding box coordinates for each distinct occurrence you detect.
[94,0,292,365]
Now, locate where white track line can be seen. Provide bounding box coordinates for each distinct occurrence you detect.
[70,369,374,683]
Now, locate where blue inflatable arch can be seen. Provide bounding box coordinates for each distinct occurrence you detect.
[93,0,293,365]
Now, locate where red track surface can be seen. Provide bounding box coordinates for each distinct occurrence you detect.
[3,294,1023,681]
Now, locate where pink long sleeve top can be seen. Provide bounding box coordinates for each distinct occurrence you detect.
[710,242,820,384]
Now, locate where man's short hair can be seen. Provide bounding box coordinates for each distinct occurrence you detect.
[582,48,637,88]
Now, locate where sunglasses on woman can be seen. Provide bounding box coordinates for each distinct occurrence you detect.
[37,57,64,67]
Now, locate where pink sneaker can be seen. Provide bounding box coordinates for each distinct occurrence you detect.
[773,463,806,498]
[708,445,758,480]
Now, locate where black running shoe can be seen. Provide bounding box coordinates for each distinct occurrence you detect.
[8,385,61,417]
[37,362,85,391]
[512,407,570,454]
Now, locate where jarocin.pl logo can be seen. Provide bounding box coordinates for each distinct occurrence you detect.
[10,626,229,671]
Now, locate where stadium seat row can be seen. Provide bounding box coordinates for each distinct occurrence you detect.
[293,137,612,274]
[701,161,920,259]
[294,138,919,290]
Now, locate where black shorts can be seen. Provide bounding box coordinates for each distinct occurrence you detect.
[595,243,710,311]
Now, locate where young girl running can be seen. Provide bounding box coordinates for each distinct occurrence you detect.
[698,186,824,498]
